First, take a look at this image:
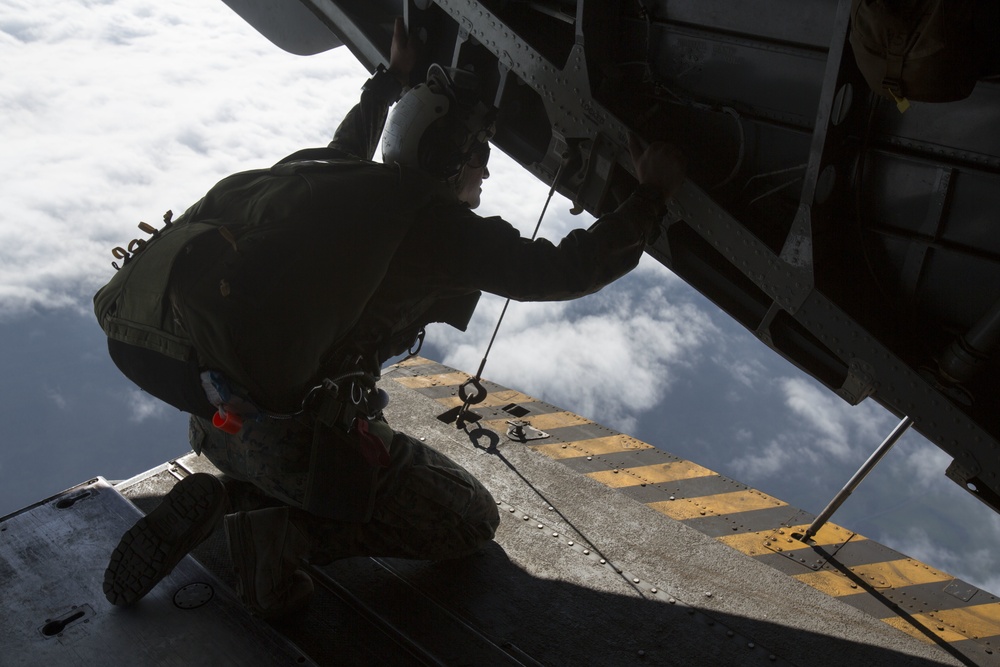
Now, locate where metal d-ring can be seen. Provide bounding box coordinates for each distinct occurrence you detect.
[459,377,487,405]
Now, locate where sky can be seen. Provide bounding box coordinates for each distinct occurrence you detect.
[2,0,999,595]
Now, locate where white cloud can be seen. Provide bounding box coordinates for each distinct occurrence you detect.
[434,275,720,433]
[777,376,889,461]
[125,388,166,423]
[731,438,794,479]
[0,0,368,315]
[45,387,68,410]
[894,440,953,488]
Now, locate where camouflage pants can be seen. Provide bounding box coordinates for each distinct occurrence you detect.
[189,413,499,564]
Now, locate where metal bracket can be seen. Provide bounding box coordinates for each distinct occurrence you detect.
[761,510,855,572]
[506,420,550,442]
[838,358,878,405]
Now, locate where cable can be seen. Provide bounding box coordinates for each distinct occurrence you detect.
[457,160,567,424]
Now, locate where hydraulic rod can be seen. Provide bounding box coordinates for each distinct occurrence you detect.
[800,415,914,543]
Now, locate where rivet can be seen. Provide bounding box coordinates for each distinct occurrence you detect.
[727,630,734,637]
[522,515,529,520]
[748,642,755,649]
[669,598,676,604]
[586,456,592,461]
[567,540,574,546]
[552,533,559,537]
[669,496,675,501]
[583,549,590,555]
[548,506,554,511]
[651,588,658,593]
[600,559,606,564]
[537,524,543,529]
[705,592,713,598]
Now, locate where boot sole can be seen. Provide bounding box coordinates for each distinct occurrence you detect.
[104,472,226,606]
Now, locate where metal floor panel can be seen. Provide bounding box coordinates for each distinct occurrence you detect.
[0,477,313,667]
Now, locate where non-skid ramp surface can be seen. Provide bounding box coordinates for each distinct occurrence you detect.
[0,477,313,666]
[14,355,998,666]
[383,356,1000,666]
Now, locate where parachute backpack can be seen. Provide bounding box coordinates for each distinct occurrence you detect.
[849,0,990,112]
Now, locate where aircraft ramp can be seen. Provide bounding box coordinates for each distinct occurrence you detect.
[4,356,998,665]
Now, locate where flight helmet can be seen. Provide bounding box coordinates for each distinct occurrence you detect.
[382,64,495,180]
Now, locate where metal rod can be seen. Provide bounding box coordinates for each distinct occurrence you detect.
[801,415,914,543]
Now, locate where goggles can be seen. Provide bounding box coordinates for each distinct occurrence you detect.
[466,142,490,169]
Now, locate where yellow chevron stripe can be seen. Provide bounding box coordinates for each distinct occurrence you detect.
[649,489,786,521]
[586,461,715,488]
[484,411,591,432]
[531,435,653,459]
[395,357,433,368]
[436,389,537,409]
[881,616,969,644]
[718,522,857,557]
[393,371,473,390]
[880,603,1000,645]
[923,603,1000,640]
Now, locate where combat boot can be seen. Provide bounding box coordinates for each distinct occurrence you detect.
[224,506,314,618]
[104,472,227,605]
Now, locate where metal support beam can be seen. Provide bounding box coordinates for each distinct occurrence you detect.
[800,415,914,543]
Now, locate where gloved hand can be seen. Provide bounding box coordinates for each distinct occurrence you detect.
[628,132,687,204]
